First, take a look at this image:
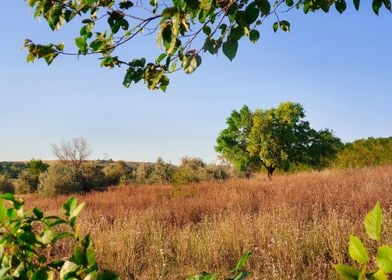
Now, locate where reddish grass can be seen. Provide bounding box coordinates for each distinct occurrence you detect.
[24,165,392,279]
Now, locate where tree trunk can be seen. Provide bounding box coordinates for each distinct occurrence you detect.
[267,166,276,179]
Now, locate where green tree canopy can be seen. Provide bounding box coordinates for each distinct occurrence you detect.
[336,137,392,168]
[216,102,342,177]
[24,0,391,91]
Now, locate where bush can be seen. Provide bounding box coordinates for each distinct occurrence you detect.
[80,162,108,191]
[102,161,131,186]
[14,172,39,194]
[172,157,208,185]
[206,163,231,180]
[148,157,175,184]
[134,163,153,184]
[38,164,84,195]
[0,175,14,194]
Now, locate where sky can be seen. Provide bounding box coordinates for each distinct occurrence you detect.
[0,2,391,164]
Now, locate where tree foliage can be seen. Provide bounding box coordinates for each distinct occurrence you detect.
[24,0,391,91]
[0,194,118,279]
[216,102,342,177]
[336,137,392,168]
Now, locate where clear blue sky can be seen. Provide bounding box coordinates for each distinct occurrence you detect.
[0,2,391,164]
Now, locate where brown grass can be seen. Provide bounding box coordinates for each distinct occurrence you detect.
[24,165,392,279]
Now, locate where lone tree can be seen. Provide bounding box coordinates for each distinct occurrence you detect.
[51,137,92,169]
[24,0,390,91]
[216,102,342,177]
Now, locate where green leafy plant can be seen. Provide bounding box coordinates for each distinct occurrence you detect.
[335,202,392,280]
[187,251,252,280]
[0,193,118,279]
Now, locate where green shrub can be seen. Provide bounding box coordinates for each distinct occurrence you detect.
[134,163,153,184]
[0,175,15,194]
[0,194,118,279]
[102,161,131,186]
[27,158,49,175]
[14,172,38,194]
[148,157,175,184]
[336,137,392,168]
[38,165,84,195]
[172,157,208,185]
[80,162,108,191]
[206,163,231,180]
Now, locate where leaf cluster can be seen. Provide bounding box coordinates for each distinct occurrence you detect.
[0,194,118,279]
[187,251,252,280]
[335,202,392,280]
[24,0,391,91]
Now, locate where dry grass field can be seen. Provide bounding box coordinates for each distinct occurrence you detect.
[24,165,392,279]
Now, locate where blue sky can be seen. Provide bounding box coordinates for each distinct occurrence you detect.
[0,2,391,164]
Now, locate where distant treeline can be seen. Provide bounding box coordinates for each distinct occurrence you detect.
[0,157,233,195]
[335,137,392,168]
[0,136,391,195]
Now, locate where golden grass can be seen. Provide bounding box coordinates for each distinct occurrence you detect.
[24,165,392,279]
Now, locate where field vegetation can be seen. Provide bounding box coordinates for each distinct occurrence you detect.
[19,165,392,279]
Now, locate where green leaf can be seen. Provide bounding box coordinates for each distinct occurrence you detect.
[334,264,360,280]
[41,229,57,244]
[233,271,249,280]
[273,22,279,32]
[119,1,134,9]
[335,0,347,13]
[249,29,260,43]
[349,235,369,264]
[87,247,97,266]
[222,40,238,61]
[60,261,79,279]
[256,0,271,15]
[156,53,167,63]
[63,197,77,216]
[19,232,37,244]
[245,3,260,25]
[27,53,36,63]
[383,0,392,11]
[371,269,387,280]
[0,193,15,201]
[32,269,54,280]
[353,0,360,10]
[90,39,104,52]
[182,55,201,74]
[279,20,290,32]
[234,252,252,272]
[376,245,392,273]
[33,208,43,220]
[364,201,382,241]
[373,0,382,14]
[75,37,87,51]
[286,0,294,7]
[70,202,85,219]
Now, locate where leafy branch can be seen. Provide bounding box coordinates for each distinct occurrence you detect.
[24,0,391,91]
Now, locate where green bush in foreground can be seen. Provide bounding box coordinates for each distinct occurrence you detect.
[335,202,392,280]
[0,194,117,279]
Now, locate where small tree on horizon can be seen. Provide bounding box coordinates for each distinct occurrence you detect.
[51,137,92,169]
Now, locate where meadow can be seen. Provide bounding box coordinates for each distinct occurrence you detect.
[24,165,392,279]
